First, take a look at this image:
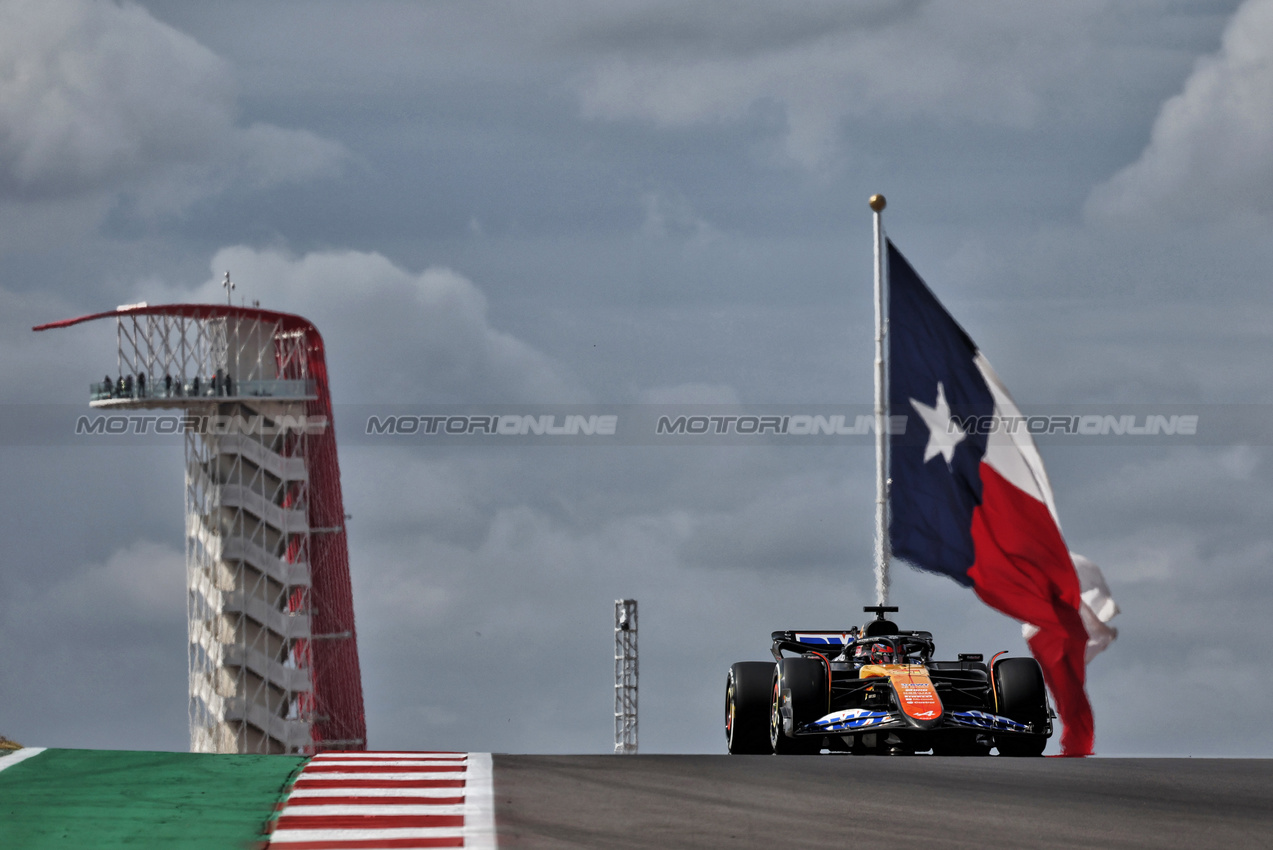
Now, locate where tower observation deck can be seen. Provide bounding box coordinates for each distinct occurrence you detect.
[35,303,366,754]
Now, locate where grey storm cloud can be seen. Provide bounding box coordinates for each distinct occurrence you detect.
[571,2,1175,167]
[0,0,345,204]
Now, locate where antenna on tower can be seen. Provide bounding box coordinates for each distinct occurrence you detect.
[614,599,638,754]
[223,271,235,305]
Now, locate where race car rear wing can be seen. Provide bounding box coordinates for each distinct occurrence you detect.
[770,629,936,660]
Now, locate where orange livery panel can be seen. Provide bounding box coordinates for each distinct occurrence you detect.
[859,664,944,727]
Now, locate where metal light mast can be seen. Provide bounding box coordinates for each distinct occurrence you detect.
[870,193,892,606]
[614,599,638,754]
[35,303,366,755]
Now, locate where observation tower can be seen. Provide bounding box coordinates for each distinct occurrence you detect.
[35,302,365,754]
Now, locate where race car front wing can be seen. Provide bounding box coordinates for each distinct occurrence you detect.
[803,708,1034,735]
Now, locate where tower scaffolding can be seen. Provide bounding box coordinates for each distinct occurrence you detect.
[35,303,366,755]
[614,599,638,754]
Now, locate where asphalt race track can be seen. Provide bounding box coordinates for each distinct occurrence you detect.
[492,755,1273,849]
[4,749,1272,847]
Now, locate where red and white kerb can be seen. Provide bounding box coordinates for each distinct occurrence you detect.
[268,751,495,849]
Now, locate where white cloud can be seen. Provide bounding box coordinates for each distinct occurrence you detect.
[1086,0,1273,223]
[0,0,345,204]
[4,538,186,636]
[142,246,582,404]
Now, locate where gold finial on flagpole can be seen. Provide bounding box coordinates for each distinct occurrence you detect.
[869,194,887,212]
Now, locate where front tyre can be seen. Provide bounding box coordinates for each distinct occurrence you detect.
[993,657,1049,757]
[726,662,774,754]
[769,658,826,755]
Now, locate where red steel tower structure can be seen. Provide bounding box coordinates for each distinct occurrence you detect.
[35,303,366,754]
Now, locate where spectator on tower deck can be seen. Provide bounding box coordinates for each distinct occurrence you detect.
[138,371,146,398]
[104,375,113,398]
[164,374,173,396]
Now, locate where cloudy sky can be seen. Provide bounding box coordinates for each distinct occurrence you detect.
[3,0,1272,757]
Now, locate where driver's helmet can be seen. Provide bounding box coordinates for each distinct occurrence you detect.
[869,642,895,664]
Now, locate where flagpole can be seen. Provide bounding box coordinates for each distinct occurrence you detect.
[870,193,890,606]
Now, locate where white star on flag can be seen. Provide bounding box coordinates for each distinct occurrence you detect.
[909,381,966,466]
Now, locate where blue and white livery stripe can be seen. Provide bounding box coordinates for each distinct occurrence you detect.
[808,709,895,732]
[793,633,848,646]
[949,710,1031,732]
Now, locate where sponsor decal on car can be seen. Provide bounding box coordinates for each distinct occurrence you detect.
[808,708,896,732]
[859,664,944,724]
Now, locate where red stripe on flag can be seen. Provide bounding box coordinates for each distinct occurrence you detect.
[274,814,464,830]
[967,461,1094,756]
[291,779,465,790]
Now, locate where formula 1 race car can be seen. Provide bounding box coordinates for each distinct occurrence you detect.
[725,606,1054,756]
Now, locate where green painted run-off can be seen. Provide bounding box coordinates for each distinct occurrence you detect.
[0,748,306,849]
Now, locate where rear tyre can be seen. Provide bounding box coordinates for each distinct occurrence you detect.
[769,658,827,755]
[993,657,1049,757]
[726,662,774,754]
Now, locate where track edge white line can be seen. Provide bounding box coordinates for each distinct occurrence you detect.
[463,752,497,849]
[0,747,47,774]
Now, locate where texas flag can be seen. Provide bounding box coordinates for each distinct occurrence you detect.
[886,240,1118,756]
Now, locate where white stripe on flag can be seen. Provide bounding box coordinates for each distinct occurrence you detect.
[972,352,1060,521]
